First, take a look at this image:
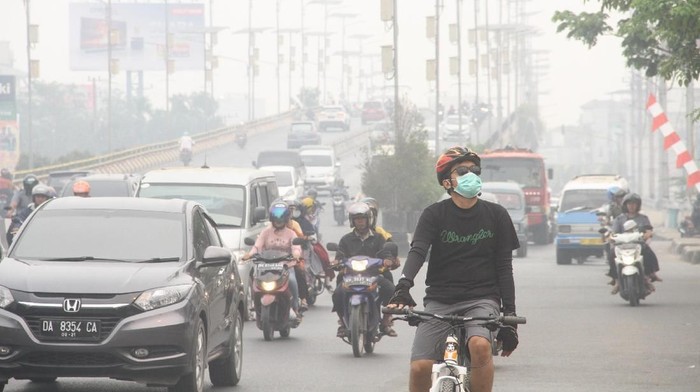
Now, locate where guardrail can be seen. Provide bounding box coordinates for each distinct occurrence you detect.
[15,111,294,182]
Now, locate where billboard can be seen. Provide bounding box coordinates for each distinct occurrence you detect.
[69,3,205,72]
[0,75,19,172]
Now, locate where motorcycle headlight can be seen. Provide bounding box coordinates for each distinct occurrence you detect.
[134,284,193,311]
[351,259,369,272]
[261,281,277,291]
[621,255,636,265]
[0,285,14,309]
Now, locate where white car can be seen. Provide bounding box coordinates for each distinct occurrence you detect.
[317,105,351,132]
[259,165,304,200]
[440,115,470,141]
[299,145,340,192]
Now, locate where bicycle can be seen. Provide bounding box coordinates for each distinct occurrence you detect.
[383,307,526,392]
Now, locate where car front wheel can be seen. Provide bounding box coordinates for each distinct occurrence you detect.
[209,310,243,386]
[169,318,206,392]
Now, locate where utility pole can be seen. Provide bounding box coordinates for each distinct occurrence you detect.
[276,0,281,114]
[473,0,480,105]
[165,0,171,134]
[300,0,305,93]
[392,0,400,150]
[435,0,442,155]
[658,78,669,203]
[24,0,34,169]
[107,0,112,153]
[456,0,462,137]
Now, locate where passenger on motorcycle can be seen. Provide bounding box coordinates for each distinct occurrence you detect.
[301,196,322,236]
[7,184,55,245]
[282,198,311,311]
[72,180,91,197]
[0,168,13,190]
[242,201,303,317]
[360,197,393,241]
[610,193,662,294]
[332,202,398,338]
[604,186,627,282]
[9,174,39,218]
[386,146,520,392]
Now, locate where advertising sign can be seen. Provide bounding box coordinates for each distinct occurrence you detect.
[69,3,205,71]
[0,75,19,172]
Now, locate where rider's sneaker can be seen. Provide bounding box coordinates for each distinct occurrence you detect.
[380,324,398,337]
[336,325,348,338]
[299,299,308,312]
[649,272,663,282]
[610,281,620,295]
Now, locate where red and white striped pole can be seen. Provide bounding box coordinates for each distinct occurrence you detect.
[646,94,700,192]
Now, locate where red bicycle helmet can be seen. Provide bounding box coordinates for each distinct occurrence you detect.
[435,146,481,185]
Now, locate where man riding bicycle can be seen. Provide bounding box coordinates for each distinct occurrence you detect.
[387,146,521,392]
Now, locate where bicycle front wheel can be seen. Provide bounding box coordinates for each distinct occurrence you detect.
[434,377,459,392]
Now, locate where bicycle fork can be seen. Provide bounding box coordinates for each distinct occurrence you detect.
[430,333,469,392]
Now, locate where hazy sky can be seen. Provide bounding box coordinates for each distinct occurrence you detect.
[0,0,630,129]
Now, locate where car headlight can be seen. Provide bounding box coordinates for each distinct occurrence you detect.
[351,259,369,271]
[261,281,277,291]
[0,285,14,309]
[134,284,193,311]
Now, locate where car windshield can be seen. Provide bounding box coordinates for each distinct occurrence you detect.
[559,189,608,212]
[480,158,543,188]
[491,192,523,210]
[291,123,313,132]
[446,117,461,125]
[62,179,130,197]
[273,171,293,186]
[138,183,245,226]
[12,209,184,261]
[363,102,381,109]
[323,107,341,113]
[301,154,332,167]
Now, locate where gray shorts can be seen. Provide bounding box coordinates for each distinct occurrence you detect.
[410,298,500,362]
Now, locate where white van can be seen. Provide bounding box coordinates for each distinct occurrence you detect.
[299,145,340,192]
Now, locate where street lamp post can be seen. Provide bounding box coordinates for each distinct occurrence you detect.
[23,0,34,169]
[308,0,343,103]
[330,12,357,103]
[279,28,301,110]
[107,0,112,153]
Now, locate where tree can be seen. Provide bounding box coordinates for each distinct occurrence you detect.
[552,1,700,86]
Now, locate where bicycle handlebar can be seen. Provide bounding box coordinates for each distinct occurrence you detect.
[382,307,527,326]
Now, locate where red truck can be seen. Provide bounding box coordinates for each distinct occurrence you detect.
[479,147,553,244]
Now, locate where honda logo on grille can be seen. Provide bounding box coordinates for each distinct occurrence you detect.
[63,298,81,313]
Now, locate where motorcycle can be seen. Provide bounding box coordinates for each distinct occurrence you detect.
[301,238,328,306]
[610,223,651,306]
[327,242,398,357]
[331,188,348,226]
[245,237,303,341]
[235,131,247,148]
[179,149,192,166]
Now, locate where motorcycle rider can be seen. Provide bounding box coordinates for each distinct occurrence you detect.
[72,180,91,197]
[178,131,194,152]
[242,201,303,318]
[360,197,393,241]
[386,146,520,392]
[332,202,398,338]
[610,193,662,294]
[9,174,39,217]
[604,186,627,283]
[7,184,54,245]
[282,198,311,311]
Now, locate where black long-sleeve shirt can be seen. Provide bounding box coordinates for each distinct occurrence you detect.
[401,198,519,313]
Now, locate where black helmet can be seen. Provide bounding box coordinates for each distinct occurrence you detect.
[307,188,318,199]
[347,202,371,228]
[621,193,642,213]
[23,174,39,195]
[269,201,291,225]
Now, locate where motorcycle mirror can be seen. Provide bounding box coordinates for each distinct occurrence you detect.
[244,237,256,246]
[381,242,399,257]
[292,237,304,245]
[326,242,338,251]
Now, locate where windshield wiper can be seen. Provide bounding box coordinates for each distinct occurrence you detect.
[563,206,594,214]
[135,257,181,263]
[45,256,130,262]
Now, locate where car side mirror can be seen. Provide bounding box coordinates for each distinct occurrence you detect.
[244,236,256,246]
[200,246,232,267]
[252,206,266,224]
